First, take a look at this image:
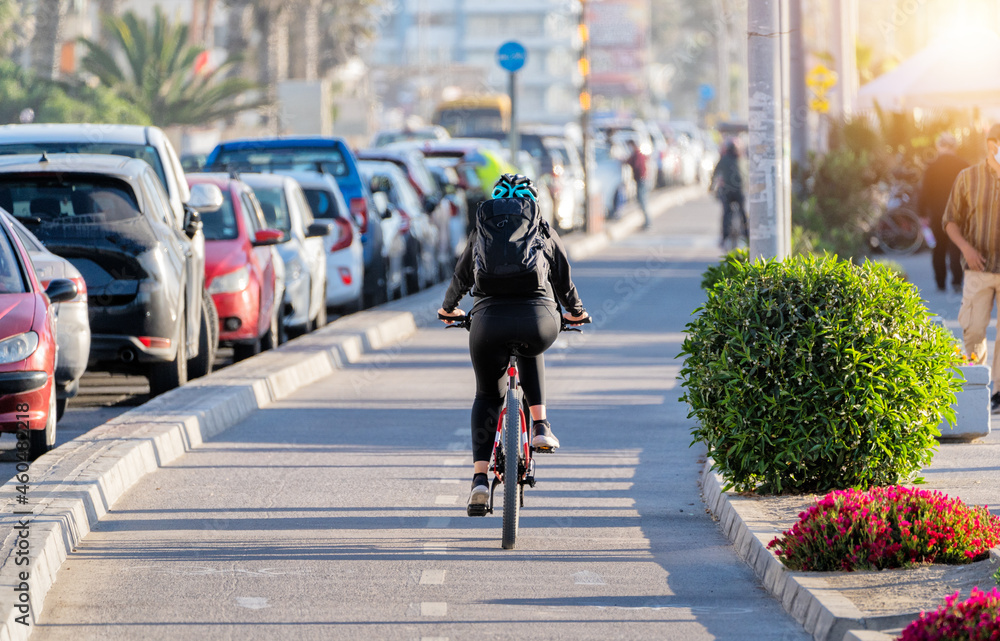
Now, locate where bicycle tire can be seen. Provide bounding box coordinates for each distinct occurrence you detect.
[875,208,923,255]
[501,383,521,550]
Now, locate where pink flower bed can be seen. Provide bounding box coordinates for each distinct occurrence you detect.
[899,587,1000,640]
[767,486,1000,571]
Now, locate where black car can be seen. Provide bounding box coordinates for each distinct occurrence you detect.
[0,154,207,396]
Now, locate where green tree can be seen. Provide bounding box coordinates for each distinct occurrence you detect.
[0,59,148,125]
[78,7,260,127]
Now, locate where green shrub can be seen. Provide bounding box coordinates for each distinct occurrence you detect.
[680,254,961,494]
[701,248,748,291]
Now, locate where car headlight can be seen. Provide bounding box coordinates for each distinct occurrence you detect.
[285,258,305,283]
[208,266,250,294]
[0,332,39,365]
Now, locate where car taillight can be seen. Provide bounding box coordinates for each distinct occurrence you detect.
[397,208,411,234]
[138,336,171,349]
[329,217,354,253]
[350,197,368,234]
[448,199,460,218]
[338,266,353,286]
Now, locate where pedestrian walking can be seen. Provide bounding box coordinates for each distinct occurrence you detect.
[921,132,969,293]
[944,124,1000,412]
[711,139,747,249]
[626,139,651,229]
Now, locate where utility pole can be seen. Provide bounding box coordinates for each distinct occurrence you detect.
[713,0,731,118]
[747,0,791,259]
[831,0,858,118]
[579,1,595,234]
[789,0,808,169]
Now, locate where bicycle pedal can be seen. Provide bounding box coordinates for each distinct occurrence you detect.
[467,503,489,517]
[525,475,536,488]
[532,445,557,453]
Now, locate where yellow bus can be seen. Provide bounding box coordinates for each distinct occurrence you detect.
[432,95,511,136]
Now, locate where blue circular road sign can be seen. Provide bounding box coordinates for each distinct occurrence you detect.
[497,41,527,72]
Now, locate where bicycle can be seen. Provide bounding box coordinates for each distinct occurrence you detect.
[440,311,591,549]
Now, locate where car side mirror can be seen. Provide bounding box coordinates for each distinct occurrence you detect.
[306,221,334,238]
[253,228,284,246]
[45,278,77,304]
[422,194,439,214]
[187,183,225,213]
[184,208,203,238]
[372,192,391,219]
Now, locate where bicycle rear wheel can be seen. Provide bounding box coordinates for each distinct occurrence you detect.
[501,383,521,550]
[875,208,923,255]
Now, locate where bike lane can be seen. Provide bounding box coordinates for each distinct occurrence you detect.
[30,197,809,641]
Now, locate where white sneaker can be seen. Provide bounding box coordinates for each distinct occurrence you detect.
[467,482,489,516]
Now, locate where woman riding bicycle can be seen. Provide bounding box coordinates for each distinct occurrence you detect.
[438,173,590,515]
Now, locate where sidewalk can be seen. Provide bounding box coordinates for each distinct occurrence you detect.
[703,248,1000,641]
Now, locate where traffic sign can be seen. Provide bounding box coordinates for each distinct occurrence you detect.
[497,41,527,73]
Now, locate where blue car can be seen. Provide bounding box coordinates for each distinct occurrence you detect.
[205,138,389,306]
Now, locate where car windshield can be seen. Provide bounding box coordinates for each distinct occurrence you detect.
[0,227,26,294]
[251,185,291,232]
[213,147,348,177]
[0,176,141,224]
[200,188,239,241]
[0,143,168,192]
[303,188,343,219]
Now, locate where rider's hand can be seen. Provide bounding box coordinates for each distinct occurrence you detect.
[563,311,590,325]
[963,247,986,272]
[438,307,466,323]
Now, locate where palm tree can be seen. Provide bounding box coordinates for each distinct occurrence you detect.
[78,7,260,127]
[30,0,67,80]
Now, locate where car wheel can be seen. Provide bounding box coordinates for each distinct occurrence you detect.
[29,386,57,460]
[233,338,262,362]
[188,290,218,379]
[148,311,188,396]
[55,396,68,422]
[405,241,421,293]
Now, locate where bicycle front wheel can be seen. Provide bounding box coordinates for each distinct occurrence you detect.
[875,208,923,255]
[501,385,521,550]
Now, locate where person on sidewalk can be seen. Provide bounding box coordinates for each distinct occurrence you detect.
[921,132,969,293]
[944,124,1000,412]
[711,139,747,249]
[626,139,651,229]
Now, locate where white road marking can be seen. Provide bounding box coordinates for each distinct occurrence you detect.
[426,517,452,528]
[442,458,465,466]
[421,637,449,641]
[435,495,458,505]
[423,542,448,555]
[419,569,447,585]
[438,478,461,484]
[235,597,269,609]
[446,442,465,451]
[573,571,607,585]
[420,602,448,616]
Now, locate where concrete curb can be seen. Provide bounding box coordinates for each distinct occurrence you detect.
[0,309,419,639]
[0,184,704,639]
[701,460,1000,641]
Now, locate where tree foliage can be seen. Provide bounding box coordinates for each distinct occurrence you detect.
[79,7,260,127]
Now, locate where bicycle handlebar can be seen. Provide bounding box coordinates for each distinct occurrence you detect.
[438,312,591,332]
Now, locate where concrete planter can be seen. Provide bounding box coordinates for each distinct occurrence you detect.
[938,365,990,441]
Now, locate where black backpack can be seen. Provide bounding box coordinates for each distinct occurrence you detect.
[472,197,549,296]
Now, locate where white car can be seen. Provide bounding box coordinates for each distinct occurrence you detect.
[280,170,365,314]
[240,173,331,337]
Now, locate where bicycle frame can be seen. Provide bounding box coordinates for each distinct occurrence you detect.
[484,356,535,515]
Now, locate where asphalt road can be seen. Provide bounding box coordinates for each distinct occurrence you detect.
[29,196,810,640]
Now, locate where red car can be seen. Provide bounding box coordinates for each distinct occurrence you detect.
[187,174,284,361]
[0,213,77,458]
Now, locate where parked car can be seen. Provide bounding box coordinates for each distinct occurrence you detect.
[412,139,505,226]
[357,147,454,281]
[0,213,76,457]
[426,164,469,271]
[3,213,89,420]
[279,170,366,314]
[205,137,388,308]
[359,161,438,295]
[239,173,331,337]
[371,125,450,148]
[0,154,203,396]
[187,174,285,361]
[0,123,214,378]
[593,137,636,219]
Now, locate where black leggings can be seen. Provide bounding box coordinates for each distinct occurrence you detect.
[468,301,561,462]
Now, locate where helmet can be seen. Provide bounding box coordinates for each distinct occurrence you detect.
[491,173,537,201]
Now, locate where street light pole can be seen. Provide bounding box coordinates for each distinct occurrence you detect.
[747,0,791,259]
[579,1,593,234]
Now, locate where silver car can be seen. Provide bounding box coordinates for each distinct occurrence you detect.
[3,213,89,420]
[240,173,331,338]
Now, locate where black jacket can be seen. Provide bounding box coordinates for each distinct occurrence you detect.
[442,218,585,316]
[920,153,970,224]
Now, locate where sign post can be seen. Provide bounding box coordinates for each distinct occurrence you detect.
[496,41,527,168]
